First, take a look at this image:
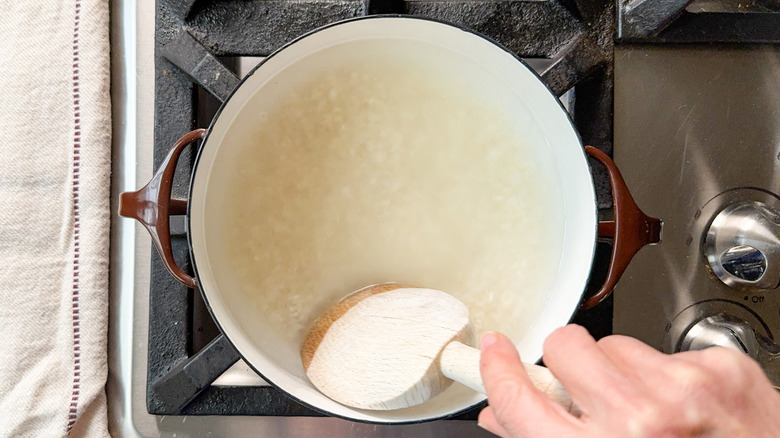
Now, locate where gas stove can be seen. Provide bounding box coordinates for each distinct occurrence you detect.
[108,0,780,436]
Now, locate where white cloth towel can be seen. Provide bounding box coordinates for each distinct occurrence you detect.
[0,1,111,437]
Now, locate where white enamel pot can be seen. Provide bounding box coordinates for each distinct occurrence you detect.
[119,16,661,424]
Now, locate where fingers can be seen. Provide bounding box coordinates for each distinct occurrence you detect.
[478,406,512,437]
[596,335,670,381]
[597,334,663,361]
[676,344,763,380]
[542,325,640,417]
[674,346,771,400]
[479,332,578,437]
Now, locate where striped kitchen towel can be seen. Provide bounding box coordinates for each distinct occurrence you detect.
[0,1,111,437]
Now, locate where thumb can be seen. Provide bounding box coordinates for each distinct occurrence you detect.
[478,332,575,438]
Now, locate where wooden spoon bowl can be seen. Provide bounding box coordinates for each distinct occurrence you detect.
[301,283,578,413]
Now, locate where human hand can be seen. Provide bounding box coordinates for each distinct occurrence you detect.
[478,325,780,437]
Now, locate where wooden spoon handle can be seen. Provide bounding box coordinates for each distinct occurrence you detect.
[440,341,486,394]
[440,341,581,416]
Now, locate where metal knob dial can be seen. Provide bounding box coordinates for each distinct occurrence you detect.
[704,201,780,289]
[680,314,757,355]
[680,314,780,385]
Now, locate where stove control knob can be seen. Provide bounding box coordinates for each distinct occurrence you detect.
[704,201,780,290]
[680,314,780,385]
[680,314,756,355]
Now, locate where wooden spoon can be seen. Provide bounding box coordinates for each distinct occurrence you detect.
[301,283,577,413]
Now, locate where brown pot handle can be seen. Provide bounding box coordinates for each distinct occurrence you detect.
[118,129,207,289]
[581,146,662,309]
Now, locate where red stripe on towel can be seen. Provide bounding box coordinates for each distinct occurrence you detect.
[67,0,83,433]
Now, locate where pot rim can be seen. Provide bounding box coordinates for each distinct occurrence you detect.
[185,14,597,424]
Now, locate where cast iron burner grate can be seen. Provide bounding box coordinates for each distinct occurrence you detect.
[147,0,780,417]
